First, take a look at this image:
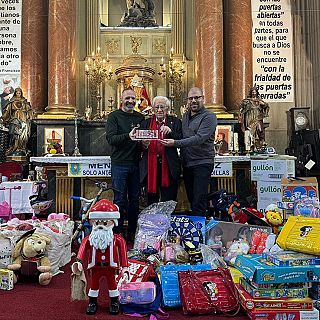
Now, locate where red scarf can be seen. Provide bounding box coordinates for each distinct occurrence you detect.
[147,115,170,193]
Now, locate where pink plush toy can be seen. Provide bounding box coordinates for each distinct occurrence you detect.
[47,213,69,220]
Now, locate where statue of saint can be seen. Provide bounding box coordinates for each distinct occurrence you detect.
[1,87,34,158]
[239,87,269,150]
[120,0,157,27]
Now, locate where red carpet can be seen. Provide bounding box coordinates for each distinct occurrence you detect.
[0,264,249,320]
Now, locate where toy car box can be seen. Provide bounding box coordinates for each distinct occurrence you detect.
[234,254,320,284]
[262,251,320,267]
[247,308,319,320]
[237,284,313,311]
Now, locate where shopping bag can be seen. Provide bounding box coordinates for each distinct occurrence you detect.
[178,268,240,315]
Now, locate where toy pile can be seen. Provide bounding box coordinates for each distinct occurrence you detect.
[234,214,320,320]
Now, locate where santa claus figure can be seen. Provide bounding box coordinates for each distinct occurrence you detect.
[71,199,128,315]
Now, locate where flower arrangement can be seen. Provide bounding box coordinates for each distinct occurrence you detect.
[46,140,63,154]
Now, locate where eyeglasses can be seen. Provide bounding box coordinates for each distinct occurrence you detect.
[153,105,167,110]
[187,95,203,102]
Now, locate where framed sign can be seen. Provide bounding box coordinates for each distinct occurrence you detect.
[215,125,232,155]
[44,128,64,155]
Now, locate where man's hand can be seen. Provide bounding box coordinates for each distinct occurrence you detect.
[160,125,172,135]
[160,139,175,147]
[129,127,138,140]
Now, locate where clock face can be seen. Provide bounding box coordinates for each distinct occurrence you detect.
[295,113,308,127]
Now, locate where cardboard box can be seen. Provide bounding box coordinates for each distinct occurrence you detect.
[0,269,13,290]
[251,159,295,182]
[240,277,309,299]
[263,251,320,267]
[281,177,319,201]
[257,180,282,212]
[247,308,319,320]
[234,254,320,284]
[205,221,272,264]
[237,284,313,311]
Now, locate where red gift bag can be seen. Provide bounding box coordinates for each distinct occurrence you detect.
[178,267,240,315]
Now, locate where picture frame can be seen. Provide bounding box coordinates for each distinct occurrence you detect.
[215,125,232,154]
[44,127,65,155]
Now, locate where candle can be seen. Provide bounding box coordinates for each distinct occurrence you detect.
[244,130,251,151]
[92,51,95,57]
[106,52,109,61]
[97,46,100,53]
[228,131,233,152]
[85,63,88,72]
[233,132,239,152]
[161,57,164,65]
[182,55,185,62]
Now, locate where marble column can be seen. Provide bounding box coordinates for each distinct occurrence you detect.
[171,0,185,56]
[21,0,48,114]
[86,0,100,56]
[46,0,76,116]
[224,0,253,114]
[194,0,225,113]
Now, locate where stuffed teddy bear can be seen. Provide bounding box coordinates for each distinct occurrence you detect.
[7,229,53,285]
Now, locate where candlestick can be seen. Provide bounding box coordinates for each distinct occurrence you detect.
[228,131,234,153]
[233,132,239,152]
[244,130,251,152]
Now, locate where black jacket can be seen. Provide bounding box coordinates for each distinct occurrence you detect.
[139,115,182,183]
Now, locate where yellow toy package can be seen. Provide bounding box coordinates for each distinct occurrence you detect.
[277,216,320,255]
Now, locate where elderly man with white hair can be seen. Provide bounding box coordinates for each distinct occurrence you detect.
[139,95,182,205]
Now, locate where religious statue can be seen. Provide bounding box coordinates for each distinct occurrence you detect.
[1,87,34,159]
[239,87,269,151]
[119,0,158,27]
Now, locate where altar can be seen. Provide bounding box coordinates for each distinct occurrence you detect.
[30,155,254,217]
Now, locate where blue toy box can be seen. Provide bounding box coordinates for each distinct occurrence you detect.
[235,254,320,284]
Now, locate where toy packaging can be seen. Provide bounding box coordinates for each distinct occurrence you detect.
[239,277,309,299]
[276,216,320,256]
[169,214,206,249]
[205,220,272,264]
[247,308,319,320]
[237,284,313,311]
[294,196,320,218]
[263,251,320,267]
[119,281,156,304]
[160,263,211,307]
[234,254,320,284]
[0,268,13,290]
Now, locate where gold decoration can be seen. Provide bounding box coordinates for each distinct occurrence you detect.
[105,38,120,54]
[130,36,142,54]
[153,38,166,54]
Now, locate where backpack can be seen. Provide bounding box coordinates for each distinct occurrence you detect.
[121,274,169,320]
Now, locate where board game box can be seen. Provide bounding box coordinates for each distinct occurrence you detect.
[263,251,320,267]
[240,277,309,299]
[237,284,313,311]
[247,308,319,320]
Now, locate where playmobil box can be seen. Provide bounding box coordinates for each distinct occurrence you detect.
[205,220,272,263]
[234,254,320,284]
[237,284,313,311]
[247,308,319,320]
[0,269,13,290]
[240,277,309,299]
[262,251,320,267]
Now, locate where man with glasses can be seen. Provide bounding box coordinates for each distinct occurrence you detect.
[161,87,217,216]
[106,89,144,241]
[140,96,182,205]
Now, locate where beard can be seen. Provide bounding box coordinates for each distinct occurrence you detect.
[89,225,114,250]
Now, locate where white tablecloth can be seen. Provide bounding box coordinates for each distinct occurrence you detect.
[0,181,38,214]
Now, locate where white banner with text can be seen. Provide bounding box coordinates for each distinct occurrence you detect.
[252,0,294,102]
[0,0,21,112]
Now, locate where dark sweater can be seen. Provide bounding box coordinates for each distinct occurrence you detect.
[106,109,144,165]
[175,107,217,167]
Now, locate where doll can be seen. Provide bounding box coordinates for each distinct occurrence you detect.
[71,199,129,315]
